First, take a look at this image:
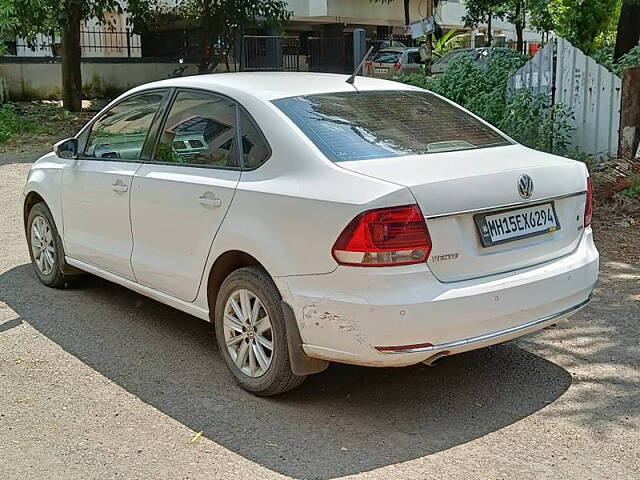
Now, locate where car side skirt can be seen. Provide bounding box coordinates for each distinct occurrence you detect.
[65,257,210,321]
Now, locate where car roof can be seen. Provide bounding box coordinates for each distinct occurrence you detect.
[440,46,512,57]
[375,47,406,53]
[128,72,418,102]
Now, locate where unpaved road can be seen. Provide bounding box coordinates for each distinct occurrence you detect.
[1,150,639,479]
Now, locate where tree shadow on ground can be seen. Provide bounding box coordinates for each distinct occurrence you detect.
[518,259,640,436]
[0,263,575,479]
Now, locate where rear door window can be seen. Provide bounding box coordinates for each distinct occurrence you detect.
[407,51,423,64]
[273,90,511,162]
[153,90,239,168]
[239,110,271,169]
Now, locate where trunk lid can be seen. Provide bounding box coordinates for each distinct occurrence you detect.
[339,145,589,282]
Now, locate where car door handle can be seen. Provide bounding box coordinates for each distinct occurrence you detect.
[112,181,128,193]
[198,194,222,208]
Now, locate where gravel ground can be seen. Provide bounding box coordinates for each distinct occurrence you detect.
[0,127,639,479]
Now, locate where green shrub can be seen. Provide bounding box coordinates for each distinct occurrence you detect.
[617,173,640,198]
[500,90,574,156]
[395,50,574,155]
[592,45,640,76]
[616,46,640,75]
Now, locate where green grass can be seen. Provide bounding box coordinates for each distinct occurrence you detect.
[0,104,41,143]
[0,103,72,144]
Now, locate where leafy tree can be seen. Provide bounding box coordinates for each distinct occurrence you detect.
[613,0,640,62]
[0,0,133,111]
[528,0,555,40]
[462,0,504,46]
[501,0,526,53]
[170,0,291,73]
[464,1,536,53]
[432,30,469,56]
[548,0,619,54]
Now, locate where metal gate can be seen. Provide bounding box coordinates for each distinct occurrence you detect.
[241,36,299,72]
[508,37,622,156]
[307,37,353,74]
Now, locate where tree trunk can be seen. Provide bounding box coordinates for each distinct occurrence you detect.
[404,0,410,26]
[515,1,524,53]
[61,4,82,112]
[618,66,640,160]
[515,23,524,53]
[487,10,492,46]
[199,0,214,74]
[614,1,640,62]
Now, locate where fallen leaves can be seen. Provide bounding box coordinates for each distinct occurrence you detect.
[189,431,203,444]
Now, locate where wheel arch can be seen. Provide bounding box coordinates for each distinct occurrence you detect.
[23,190,46,230]
[205,250,266,319]
[205,249,328,376]
[24,188,81,276]
[23,158,66,243]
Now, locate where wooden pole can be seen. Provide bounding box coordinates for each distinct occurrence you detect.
[618,66,640,160]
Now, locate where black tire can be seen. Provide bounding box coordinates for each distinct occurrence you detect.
[214,267,306,396]
[26,202,76,288]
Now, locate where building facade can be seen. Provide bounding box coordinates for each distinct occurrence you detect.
[4,0,543,59]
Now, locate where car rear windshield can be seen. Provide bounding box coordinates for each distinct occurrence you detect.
[273,90,511,162]
[372,52,401,63]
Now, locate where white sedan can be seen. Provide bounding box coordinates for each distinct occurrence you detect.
[23,72,599,395]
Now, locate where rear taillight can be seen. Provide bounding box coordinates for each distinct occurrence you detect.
[584,176,593,227]
[392,62,401,71]
[365,61,373,69]
[332,205,431,267]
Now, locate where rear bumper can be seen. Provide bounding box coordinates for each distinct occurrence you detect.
[274,228,599,367]
[380,295,591,355]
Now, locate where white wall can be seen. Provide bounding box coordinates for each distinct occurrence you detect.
[287,0,543,42]
[0,61,213,100]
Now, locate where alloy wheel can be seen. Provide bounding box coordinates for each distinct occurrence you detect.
[31,215,55,275]
[223,288,274,377]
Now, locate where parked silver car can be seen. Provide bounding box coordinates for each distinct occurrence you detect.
[364,47,425,78]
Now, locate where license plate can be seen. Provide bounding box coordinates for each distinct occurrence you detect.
[475,202,561,247]
[375,68,388,74]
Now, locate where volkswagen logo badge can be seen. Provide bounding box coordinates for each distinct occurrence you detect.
[518,174,534,199]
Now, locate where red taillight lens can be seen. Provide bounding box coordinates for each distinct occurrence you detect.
[332,205,432,267]
[393,62,401,71]
[365,61,373,69]
[584,177,593,227]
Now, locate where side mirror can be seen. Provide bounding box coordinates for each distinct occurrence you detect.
[54,138,78,159]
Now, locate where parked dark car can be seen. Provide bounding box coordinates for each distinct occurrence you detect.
[431,47,515,74]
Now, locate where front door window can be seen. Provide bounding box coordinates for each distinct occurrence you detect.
[84,91,165,160]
